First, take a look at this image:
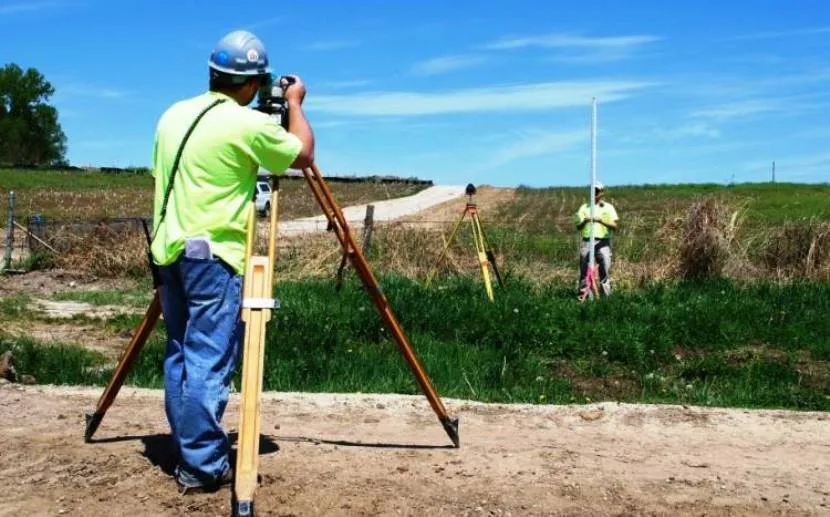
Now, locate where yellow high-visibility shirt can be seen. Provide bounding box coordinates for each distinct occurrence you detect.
[150,91,302,275]
[574,202,619,240]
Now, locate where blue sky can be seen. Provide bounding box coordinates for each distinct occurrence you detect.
[2,0,829,187]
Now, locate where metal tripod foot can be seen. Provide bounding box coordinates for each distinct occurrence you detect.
[441,417,460,448]
[84,412,103,443]
[233,500,254,517]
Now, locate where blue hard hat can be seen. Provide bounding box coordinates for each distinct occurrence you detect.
[208,30,271,77]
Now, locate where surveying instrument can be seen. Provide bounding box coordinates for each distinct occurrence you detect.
[425,183,503,302]
[579,97,602,302]
[83,76,460,517]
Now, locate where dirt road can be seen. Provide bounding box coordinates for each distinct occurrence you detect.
[276,185,467,237]
[0,384,827,516]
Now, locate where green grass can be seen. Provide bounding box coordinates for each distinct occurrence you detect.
[0,335,110,385]
[3,276,827,411]
[0,293,31,318]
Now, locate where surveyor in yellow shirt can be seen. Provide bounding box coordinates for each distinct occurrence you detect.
[574,182,619,297]
[150,30,314,494]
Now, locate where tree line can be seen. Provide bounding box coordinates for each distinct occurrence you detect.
[0,63,67,167]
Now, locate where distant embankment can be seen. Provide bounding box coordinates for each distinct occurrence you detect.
[4,164,434,186]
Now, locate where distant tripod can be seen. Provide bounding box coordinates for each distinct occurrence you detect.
[425,184,504,302]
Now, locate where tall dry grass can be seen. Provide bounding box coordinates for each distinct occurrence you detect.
[675,198,744,280]
[48,223,149,278]
[18,194,830,287]
[761,219,830,280]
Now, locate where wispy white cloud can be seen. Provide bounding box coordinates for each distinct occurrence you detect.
[242,15,283,30]
[302,40,359,51]
[0,1,59,16]
[314,120,354,129]
[690,100,785,122]
[318,79,372,90]
[482,32,661,63]
[653,122,721,140]
[307,79,656,117]
[724,26,830,41]
[409,54,489,76]
[669,68,830,104]
[484,33,662,50]
[57,84,132,99]
[688,92,830,123]
[486,129,586,168]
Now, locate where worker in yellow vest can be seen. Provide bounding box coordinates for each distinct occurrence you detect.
[574,182,619,297]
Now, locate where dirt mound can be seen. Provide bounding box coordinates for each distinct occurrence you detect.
[0,385,826,516]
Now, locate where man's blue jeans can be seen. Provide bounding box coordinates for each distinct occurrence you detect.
[158,255,243,483]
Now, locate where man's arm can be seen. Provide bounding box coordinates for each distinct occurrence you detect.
[282,76,315,169]
[603,204,620,231]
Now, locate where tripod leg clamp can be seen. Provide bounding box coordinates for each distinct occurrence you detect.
[242,298,280,310]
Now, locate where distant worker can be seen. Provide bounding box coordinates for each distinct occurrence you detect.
[574,182,619,298]
[149,30,314,493]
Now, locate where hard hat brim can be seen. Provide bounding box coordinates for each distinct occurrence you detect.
[208,61,271,76]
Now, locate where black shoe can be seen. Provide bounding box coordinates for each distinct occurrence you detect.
[175,464,233,495]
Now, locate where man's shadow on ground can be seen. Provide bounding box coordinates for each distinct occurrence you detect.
[88,433,280,476]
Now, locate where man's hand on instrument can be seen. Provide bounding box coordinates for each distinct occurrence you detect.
[282,75,306,105]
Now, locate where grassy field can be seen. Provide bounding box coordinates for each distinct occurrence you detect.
[0,168,428,220]
[1,276,827,411]
[449,181,830,285]
[3,174,829,415]
[261,181,830,288]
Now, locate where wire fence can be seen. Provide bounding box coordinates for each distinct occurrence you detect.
[0,214,651,301]
[7,192,823,284]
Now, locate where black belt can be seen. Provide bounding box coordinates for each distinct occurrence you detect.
[582,238,610,243]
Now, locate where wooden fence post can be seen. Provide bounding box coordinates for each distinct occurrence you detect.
[3,191,14,271]
[361,204,375,255]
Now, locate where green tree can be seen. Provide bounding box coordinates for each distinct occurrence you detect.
[0,63,67,166]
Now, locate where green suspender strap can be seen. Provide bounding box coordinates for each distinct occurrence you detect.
[147,97,227,281]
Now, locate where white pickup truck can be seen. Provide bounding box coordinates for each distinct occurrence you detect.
[254,180,272,217]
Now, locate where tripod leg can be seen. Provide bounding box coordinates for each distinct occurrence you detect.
[476,215,504,288]
[234,199,275,517]
[302,164,459,447]
[84,291,161,442]
[471,213,494,302]
[425,208,466,287]
[233,257,271,517]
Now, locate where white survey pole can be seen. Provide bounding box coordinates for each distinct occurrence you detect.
[588,98,597,282]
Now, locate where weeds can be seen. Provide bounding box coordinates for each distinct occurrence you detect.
[761,219,830,280]
[676,198,743,280]
[4,276,828,411]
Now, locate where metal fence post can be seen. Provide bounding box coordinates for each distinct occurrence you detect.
[362,204,375,255]
[3,191,14,271]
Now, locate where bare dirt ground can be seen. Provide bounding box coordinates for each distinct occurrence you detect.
[0,384,827,517]
[0,269,128,297]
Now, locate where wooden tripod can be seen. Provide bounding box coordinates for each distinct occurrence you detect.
[84,163,460,516]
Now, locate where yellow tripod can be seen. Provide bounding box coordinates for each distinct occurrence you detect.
[425,184,504,302]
